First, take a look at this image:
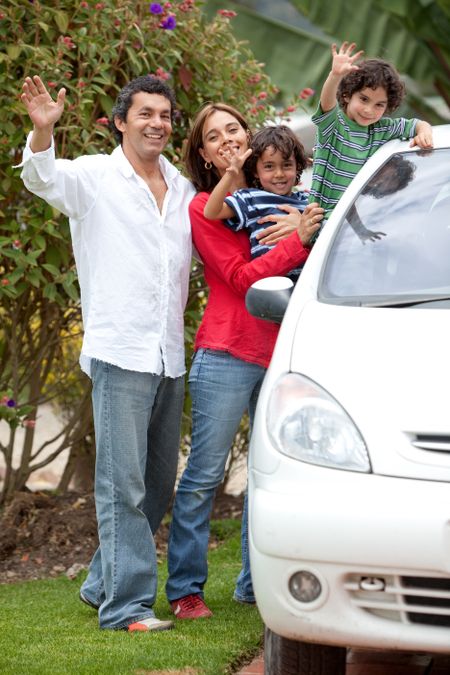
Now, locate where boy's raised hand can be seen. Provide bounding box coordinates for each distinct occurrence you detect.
[220,144,252,176]
[331,42,363,78]
[21,75,66,129]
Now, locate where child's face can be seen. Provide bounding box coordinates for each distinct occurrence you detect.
[255,146,297,196]
[344,86,388,126]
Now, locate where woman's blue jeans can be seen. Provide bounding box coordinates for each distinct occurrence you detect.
[80,359,184,629]
[166,349,266,604]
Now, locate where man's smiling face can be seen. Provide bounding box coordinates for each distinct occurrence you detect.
[115,91,172,164]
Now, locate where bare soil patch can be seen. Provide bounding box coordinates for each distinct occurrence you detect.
[0,490,243,584]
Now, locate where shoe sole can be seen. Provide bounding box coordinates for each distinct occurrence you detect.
[173,612,212,619]
[79,591,100,610]
[127,621,174,632]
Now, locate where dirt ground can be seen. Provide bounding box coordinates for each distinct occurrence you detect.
[0,490,244,584]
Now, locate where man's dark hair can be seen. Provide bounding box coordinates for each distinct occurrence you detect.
[110,75,177,144]
[337,59,406,115]
[245,125,308,187]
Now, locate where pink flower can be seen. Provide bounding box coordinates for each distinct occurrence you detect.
[299,87,314,100]
[286,105,296,113]
[179,0,194,11]
[95,2,104,8]
[155,67,170,81]
[47,81,56,89]
[96,117,109,126]
[258,91,267,100]
[80,1,89,7]
[247,74,261,85]
[217,9,237,18]
[12,239,21,249]
[1,278,10,286]
[77,80,86,88]
[62,36,76,49]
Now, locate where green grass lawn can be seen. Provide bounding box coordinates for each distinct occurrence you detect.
[0,520,263,675]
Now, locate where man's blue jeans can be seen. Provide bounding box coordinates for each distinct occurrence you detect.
[80,359,184,629]
[166,349,265,604]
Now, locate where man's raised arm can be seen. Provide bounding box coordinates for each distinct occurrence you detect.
[21,75,66,152]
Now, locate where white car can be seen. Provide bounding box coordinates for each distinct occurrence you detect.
[246,125,450,674]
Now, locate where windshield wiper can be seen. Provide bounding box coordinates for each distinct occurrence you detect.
[363,295,450,308]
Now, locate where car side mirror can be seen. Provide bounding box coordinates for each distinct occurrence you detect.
[245,276,294,324]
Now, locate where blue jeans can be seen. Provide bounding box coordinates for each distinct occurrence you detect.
[80,359,184,629]
[166,349,265,604]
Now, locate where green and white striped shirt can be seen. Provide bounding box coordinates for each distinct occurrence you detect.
[309,105,417,217]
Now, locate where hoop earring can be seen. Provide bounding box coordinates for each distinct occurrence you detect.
[204,161,212,170]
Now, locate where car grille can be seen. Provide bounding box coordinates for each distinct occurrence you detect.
[345,574,450,627]
[411,434,450,453]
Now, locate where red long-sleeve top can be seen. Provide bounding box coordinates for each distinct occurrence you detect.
[190,192,310,368]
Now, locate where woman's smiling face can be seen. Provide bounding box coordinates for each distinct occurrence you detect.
[199,110,249,176]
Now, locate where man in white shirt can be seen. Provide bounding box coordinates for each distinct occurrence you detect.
[19,74,195,632]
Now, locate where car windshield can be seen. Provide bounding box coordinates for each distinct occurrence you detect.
[320,149,450,306]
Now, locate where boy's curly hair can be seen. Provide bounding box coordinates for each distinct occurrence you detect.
[245,125,308,188]
[337,59,406,114]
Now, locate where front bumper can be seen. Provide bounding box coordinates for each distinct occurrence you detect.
[249,461,450,654]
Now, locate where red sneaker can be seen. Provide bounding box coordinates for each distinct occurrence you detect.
[170,594,213,619]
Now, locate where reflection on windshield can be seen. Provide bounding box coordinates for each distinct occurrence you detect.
[321,149,450,303]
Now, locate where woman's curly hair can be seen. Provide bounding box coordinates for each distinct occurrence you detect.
[245,125,308,188]
[337,59,406,115]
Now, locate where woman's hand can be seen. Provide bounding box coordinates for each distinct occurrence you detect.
[256,203,324,247]
[297,202,324,245]
[256,204,303,246]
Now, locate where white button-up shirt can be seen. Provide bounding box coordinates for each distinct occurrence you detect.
[20,137,195,377]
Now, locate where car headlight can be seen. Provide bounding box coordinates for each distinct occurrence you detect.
[267,373,371,472]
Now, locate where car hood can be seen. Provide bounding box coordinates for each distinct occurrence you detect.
[290,300,450,481]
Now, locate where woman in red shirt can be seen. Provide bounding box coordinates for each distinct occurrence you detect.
[166,103,323,619]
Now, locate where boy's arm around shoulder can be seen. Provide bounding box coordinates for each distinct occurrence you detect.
[410,120,434,149]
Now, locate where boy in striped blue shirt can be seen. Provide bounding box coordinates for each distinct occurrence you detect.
[309,42,433,234]
[204,125,322,280]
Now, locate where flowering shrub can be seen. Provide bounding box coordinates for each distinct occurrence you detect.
[0,0,280,502]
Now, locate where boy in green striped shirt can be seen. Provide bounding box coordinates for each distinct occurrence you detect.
[309,42,433,232]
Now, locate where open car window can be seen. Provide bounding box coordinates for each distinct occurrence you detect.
[320,149,450,306]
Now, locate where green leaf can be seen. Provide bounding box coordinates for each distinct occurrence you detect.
[41,263,60,277]
[27,268,44,287]
[43,283,57,300]
[53,10,69,33]
[6,45,21,60]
